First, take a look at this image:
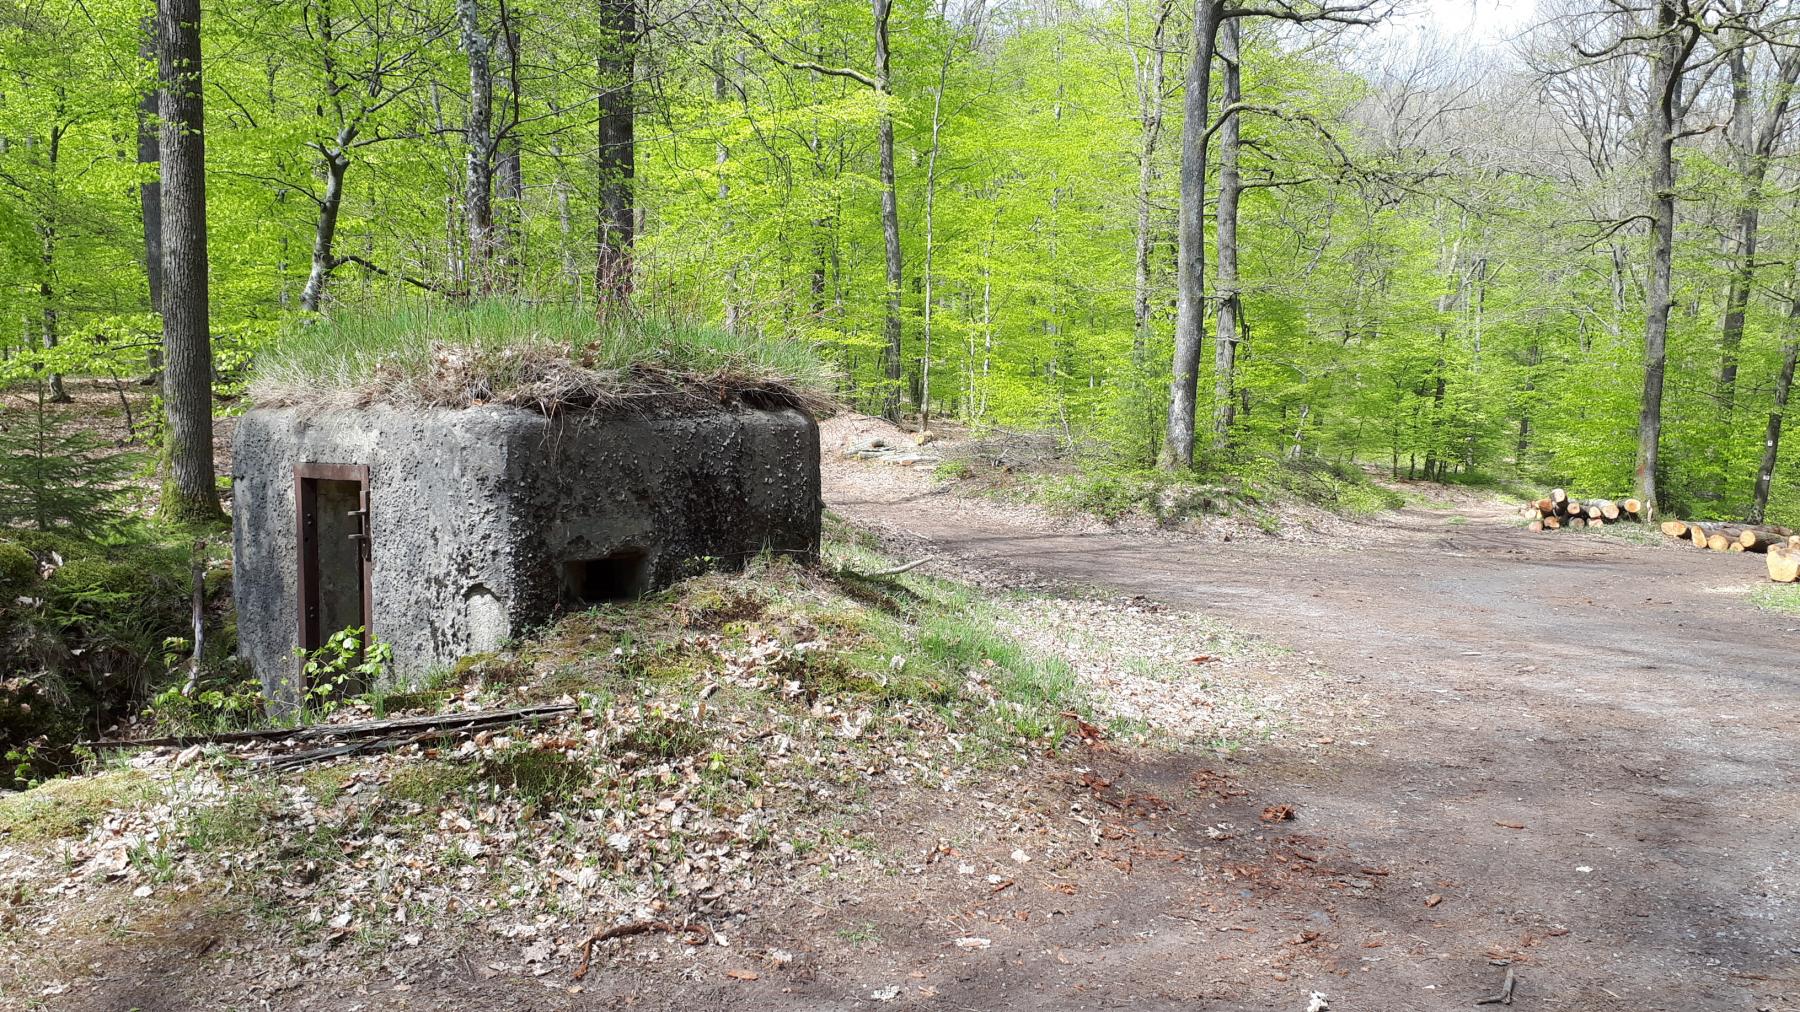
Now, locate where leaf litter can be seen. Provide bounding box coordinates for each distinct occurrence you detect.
[0,527,1382,1001]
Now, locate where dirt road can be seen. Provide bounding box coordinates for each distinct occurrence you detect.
[819,471,1800,1011]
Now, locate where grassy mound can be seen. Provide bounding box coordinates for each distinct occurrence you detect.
[0,532,1092,958]
[935,446,1405,529]
[251,301,834,416]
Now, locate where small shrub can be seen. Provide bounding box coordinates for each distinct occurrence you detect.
[0,400,141,532]
[298,627,394,715]
[147,665,264,735]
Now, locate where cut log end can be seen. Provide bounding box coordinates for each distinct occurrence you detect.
[1768,543,1800,582]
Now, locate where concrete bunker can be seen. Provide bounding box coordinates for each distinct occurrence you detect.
[233,404,821,706]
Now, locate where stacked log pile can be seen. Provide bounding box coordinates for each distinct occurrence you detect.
[1656,519,1800,580]
[1520,488,1642,532]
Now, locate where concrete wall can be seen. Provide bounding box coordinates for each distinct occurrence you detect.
[233,404,821,704]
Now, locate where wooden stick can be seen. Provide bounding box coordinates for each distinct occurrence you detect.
[1475,966,1517,1005]
[857,555,938,577]
[571,920,712,980]
[82,703,578,750]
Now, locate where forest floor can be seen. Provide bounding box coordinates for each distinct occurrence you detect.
[5,411,1797,1011]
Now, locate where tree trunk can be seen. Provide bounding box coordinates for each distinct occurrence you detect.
[715,51,740,334]
[1131,0,1172,360]
[458,0,495,286]
[37,109,69,404]
[157,0,223,525]
[1751,290,1800,523]
[1210,16,1242,450]
[1718,43,1757,418]
[495,2,523,274]
[138,16,164,319]
[595,0,635,312]
[1162,0,1222,469]
[921,7,965,435]
[1719,48,1797,418]
[300,148,350,312]
[874,0,904,422]
[1635,1,1688,520]
[138,17,166,384]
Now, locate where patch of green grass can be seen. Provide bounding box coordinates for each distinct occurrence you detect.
[483,746,592,810]
[618,716,711,761]
[1008,452,1404,527]
[183,786,281,853]
[1433,469,1540,502]
[1750,583,1800,614]
[384,761,480,809]
[837,922,880,944]
[816,536,1086,740]
[0,770,157,842]
[1579,521,1663,546]
[252,300,828,408]
[933,459,974,481]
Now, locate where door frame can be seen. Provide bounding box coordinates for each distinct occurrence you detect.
[294,462,372,678]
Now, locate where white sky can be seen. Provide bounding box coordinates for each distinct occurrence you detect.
[1384,0,1539,46]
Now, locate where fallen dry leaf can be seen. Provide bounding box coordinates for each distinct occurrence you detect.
[1188,654,1219,664]
[725,969,760,981]
[1260,805,1296,823]
[1424,894,1444,908]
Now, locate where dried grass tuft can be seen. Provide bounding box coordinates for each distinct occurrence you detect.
[249,304,835,418]
[256,342,833,418]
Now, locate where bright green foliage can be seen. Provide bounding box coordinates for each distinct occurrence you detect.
[299,627,395,716]
[3,0,1799,523]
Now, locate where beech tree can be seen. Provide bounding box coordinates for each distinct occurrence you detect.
[156,0,222,524]
[1163,0,1383,470]
[10,0,1800,526]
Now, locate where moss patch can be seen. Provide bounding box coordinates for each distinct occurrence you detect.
[0,770,157,842]
[0,541,36,592]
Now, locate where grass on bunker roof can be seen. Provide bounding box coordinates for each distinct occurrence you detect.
[249,299,834,415]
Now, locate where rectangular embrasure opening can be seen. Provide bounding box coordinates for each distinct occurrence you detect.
[565,549,649,605]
